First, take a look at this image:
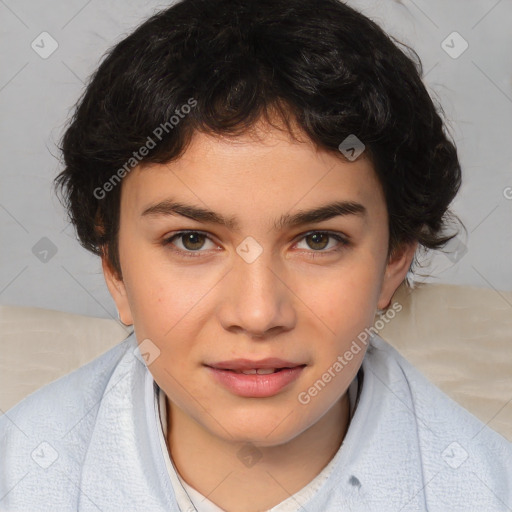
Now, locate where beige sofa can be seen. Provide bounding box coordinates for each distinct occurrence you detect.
[1,282,511,442]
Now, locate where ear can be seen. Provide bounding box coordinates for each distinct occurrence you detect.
[377,240,418,310]
[101,253,134,326]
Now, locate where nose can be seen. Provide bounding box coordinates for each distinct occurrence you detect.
[217,249,297,340]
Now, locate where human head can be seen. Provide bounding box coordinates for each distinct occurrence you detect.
[53,0,462,446]
[54,0,462,289]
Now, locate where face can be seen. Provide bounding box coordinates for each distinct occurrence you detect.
[103,118,416,447]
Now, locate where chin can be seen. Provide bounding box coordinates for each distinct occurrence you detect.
[209,413,307,448]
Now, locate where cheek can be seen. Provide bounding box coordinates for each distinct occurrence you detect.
[302,259,383,337]
[122,250,216,338]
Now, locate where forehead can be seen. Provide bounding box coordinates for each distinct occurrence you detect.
[119,121,385,225]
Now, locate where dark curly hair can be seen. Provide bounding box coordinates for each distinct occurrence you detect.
[54,0,463,286]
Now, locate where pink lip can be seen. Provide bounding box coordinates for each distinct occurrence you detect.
[205,365,306,398]
[206,357,303,371]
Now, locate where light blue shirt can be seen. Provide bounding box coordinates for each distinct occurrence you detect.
[1,331,511,511]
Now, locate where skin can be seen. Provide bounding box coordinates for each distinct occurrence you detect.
[103,116,417,512]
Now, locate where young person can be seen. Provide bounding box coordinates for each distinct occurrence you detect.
[1,0,511,510]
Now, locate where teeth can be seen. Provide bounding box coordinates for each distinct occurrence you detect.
[237,368,278,375]
[256,368,277,375]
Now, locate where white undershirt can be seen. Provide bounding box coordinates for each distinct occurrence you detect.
[155,369,362,512]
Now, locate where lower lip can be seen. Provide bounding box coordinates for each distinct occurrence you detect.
[205,366,305,398]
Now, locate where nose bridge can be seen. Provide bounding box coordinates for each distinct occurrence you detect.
[237,243,277,295]
[235,237,281,304]
[220,236,295,336]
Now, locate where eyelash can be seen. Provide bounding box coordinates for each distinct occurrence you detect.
[161,230,350,258]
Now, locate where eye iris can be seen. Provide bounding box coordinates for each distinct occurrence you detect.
[307,233,329,250]
[176,232,336,252]
[183,233,205,251]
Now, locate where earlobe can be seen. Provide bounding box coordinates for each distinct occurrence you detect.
[377,240,418,310]
[101,255,134,326]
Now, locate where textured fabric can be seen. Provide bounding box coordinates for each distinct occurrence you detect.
[155,370,362,512]
[1,331,511,511]
[2,283,512,442]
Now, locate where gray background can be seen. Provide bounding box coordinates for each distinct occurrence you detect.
[1,0,511,321]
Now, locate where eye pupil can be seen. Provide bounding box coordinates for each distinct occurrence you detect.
[166,230,345,257]
[183,232,205,250]
[307,233,328,250]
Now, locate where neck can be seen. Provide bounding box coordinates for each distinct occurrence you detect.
[166,392,351,512]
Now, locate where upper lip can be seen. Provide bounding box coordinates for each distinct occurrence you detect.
[205,358,306,371]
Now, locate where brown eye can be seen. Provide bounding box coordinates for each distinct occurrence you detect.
[305,232,330,250]
[162,231,216,255]
[179,232,207,251]
[295,231,349,253]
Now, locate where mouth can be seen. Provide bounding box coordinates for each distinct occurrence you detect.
[212,366,306,375]
[205,357,306,372]
[204,361,307,398]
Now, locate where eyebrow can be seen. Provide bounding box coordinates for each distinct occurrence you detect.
[140,198,367,232]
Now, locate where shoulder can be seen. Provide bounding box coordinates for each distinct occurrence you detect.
[1,332,136,428]
[0,332,137,509]
[367,334,512,505]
